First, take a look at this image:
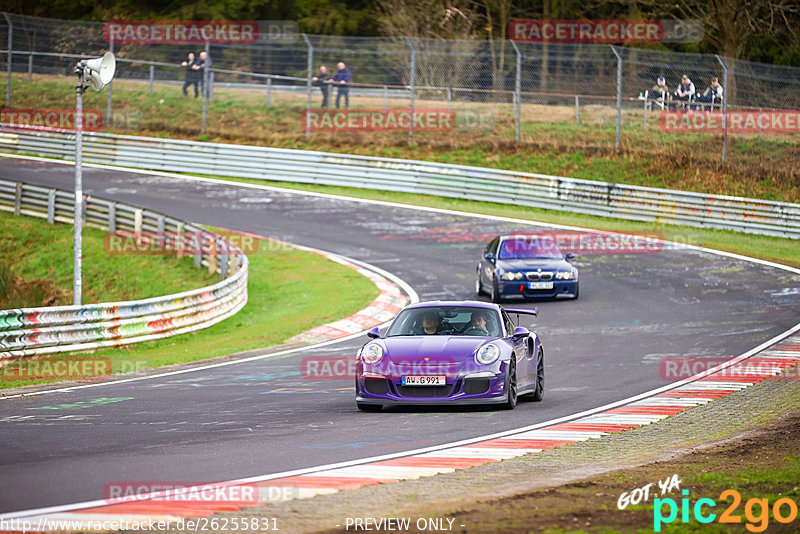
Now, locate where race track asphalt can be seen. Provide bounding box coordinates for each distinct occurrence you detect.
[1,157,799,513]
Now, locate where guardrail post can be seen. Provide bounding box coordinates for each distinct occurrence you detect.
[208,236,217,274]
[134,208,143,241]
[27,53,32,82]
[446,86,451,110]
[715,54,729,163]
[266,77,272,107]
[220,240,228,281]
[148,64,154,95]
[383,85,388,112]
[13,182,21,215]
[610,46,622,151]
[405,36,415,145]
[302,34,313,140]
[4,13,12,107]
[643,90,648,127]
[201,41,209,134]
[575,95,579,125]
[193,233,202,267]
[106,39,114,128]
[108,201,116,233]
[511,40,521,145]
[47,189,55,223]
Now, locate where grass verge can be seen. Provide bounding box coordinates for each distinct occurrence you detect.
[8,74,800,203]
[0,213,379,389]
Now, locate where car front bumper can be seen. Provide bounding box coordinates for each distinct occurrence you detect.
[498,279,578,299]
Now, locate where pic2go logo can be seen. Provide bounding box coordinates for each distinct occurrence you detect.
[654,489,799,532]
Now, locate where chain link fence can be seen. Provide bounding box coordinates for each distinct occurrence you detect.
[1,12,799,166]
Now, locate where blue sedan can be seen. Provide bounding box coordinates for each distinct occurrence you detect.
[476,234,579,302]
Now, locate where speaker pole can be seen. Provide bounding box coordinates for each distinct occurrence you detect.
[73,60,86,306]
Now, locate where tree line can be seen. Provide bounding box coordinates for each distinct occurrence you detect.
[4,0,798,66]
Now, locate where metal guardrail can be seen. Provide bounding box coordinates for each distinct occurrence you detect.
[0,178,248,359]
[0,129,799,239]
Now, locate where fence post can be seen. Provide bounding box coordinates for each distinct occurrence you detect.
[27,53,32,82]
[510,40,521,145]
[13,182,21,216]
[446,86,451,110]
[610,46,622,150]
[643,90,648,127]
[405,36,415,145]
[4,13,12,107]
[302,33,313,140]
[106,39,114,127]
[148,64,154,95]
[575,95,579,125]
[201,41,210,134]
[715,54,728,163]
[383,85,388,112]
[108,202,116,233]
[47,189,55,223]
[266,77,272,107]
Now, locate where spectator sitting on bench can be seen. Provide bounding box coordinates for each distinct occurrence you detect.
[647,76,669,109]
[674,74,695,111]
[694,76,723,110]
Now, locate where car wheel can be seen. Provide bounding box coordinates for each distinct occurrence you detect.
[531,348,544,402]
[502,359,517,410]
[490,279,502,303]
[357,402,382,412]
[475,271,484,296]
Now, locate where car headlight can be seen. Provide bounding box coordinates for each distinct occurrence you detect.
[362,343,384,364]
[500,272,523,281]
[556,271,574,280]
[475,343,500,365]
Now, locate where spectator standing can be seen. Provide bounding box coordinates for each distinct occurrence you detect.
[312,65,331,108]
[181,52,197,97]
[193,51,208,99]
[333,61,351,108]
[675,74,695,110]
[694,76,724,110]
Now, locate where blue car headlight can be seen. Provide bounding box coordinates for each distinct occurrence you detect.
[475,343,500,365]
[362,343,384,364]
[555,271,575,280]
[500,272,523,281]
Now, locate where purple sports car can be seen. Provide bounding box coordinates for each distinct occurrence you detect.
[355,301,543,411]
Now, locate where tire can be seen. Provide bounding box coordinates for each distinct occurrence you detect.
[502,359,517,410]
[475,271,484,296]
[531,348,544,402]
[490,279,502,303]
[357,402,382,412]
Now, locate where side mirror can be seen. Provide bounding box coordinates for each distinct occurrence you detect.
[565,253,575,260]
[511,326,529,340]
[366,327,381,339]
[484,253,496,263]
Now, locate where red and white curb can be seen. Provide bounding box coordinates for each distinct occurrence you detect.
[5,334,798,531]
[236,232,410,345]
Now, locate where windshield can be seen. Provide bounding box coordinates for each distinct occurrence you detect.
[386,306,501,337]
[498,236,563,260]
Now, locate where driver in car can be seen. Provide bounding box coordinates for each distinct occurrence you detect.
[463,312,489,336]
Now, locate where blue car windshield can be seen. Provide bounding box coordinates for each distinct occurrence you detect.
[386,306,501,337]
[498,236,563,260]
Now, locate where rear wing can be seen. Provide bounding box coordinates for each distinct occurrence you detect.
[503,307,537,317]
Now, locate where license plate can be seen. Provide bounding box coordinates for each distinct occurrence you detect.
[402,375,445,386]
[529,281,554,289]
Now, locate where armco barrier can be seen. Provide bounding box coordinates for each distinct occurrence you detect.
[1,129,798,238]
[0,178,248,359]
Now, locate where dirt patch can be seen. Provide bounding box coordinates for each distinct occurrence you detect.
[0,263,67,308]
